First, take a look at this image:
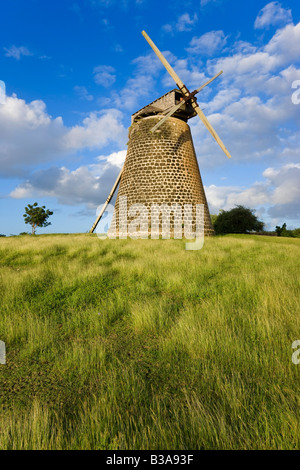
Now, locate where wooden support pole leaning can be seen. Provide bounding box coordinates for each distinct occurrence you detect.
[89,167,124,233]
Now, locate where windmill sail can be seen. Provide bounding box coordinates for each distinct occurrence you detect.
[142,30,231,159]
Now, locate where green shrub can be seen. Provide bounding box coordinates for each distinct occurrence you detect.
[213,206,264,234]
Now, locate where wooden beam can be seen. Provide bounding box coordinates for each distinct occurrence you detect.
[142,30,185,89]
[89,167,124,233]
[191,101,231,159]
[150,71,223,133]
[142,31,231,159]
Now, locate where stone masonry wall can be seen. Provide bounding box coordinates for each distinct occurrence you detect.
[108,115,215,238]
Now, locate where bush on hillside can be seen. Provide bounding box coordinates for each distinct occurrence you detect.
[275,223,300,238]
[213,205,264,235]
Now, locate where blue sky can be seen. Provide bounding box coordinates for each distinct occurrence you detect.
[0,0,300,235]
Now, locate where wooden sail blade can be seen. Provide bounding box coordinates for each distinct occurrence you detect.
[192,101,231,159]
[142,31,231,159]
[89,167,124,233]
[142,30,185,89]
[151,71,224,133]
[150,100,186,132]
[195,70,223,93]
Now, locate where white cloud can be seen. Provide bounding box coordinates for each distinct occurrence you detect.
[10,150,127,208]
[205,163,300,222]
[0,80,5,104]
[265,22,300,66]
[262,163,300,221]
[74,85,94,101]
[0,95,65,176]
[206,182,270,214]
[206,23,300,88]
[93,65,116,87]
[111,52,164,110]
[4,45,32,60]
[189,22,300,168]
[191,88,300,170]
[131,52,163,75]
[63,109,126,150]
[187,31,227,56]
[203,88,241,113]
[163,13,198,34]
[0,94,127,177]
[88,149,126,178]
[162,58,207,88]
[113,73,156,111]
[162,24,173,34]
[263,163,300,204]
[210,51,277,77]
[96,150,126,169]
[254,2,292,29]
[10,165,108,207]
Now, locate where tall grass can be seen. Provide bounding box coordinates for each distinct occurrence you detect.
[0,233,299,449]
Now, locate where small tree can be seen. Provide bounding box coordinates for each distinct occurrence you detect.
[213,205,264,234]
[23,202,53,235]
[275,223,295,237]
[275,223,286,236]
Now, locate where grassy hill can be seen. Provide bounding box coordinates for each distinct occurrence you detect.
[0,233,299,449]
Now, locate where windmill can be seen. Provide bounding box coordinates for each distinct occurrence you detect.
[90,31,231,237]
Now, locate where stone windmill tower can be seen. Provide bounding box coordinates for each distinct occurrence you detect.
[90,31,231,238]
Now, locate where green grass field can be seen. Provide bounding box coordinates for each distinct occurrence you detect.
[0,233,299,450]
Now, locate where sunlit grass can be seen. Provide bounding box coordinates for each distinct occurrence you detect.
[0,233,299,449]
